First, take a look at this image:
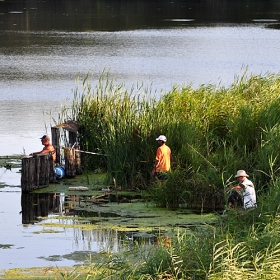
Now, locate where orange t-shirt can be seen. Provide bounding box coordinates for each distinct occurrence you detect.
[155,144,171,172]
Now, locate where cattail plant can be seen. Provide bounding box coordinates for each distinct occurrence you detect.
[57,71,280,211]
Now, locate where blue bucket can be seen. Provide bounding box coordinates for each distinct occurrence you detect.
[54,166,65,180]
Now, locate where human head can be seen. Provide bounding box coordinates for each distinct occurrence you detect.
[235,170,249,183]
[156,135,167,142]
[40,135,50,143]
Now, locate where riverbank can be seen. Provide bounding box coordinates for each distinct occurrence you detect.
[1,148,280,279]
[0,163,220,277]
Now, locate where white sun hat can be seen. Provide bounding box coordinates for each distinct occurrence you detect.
[235,170,249,178]
[156,135,167,142]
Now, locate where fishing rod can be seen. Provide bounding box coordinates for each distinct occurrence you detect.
[57,141,109,157]
[187,143,219,172]
[59,143,216,170]
[74,149,108,157]
[60,146,108,157]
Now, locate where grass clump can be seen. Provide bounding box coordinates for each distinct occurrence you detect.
[3,73,280,279]
[57,70,280,212]
[53,178,280,280]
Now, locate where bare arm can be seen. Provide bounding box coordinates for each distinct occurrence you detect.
[30,145,54,156]
[151,159,159,176]
[232,185,243,191]
[30,150,48,156]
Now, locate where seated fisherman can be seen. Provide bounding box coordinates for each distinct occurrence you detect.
[30,135,56,162]
[228,170,257,210]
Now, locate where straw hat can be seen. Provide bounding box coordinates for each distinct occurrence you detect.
[235,170,249,178]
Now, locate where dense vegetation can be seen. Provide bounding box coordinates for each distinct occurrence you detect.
[3,72,277,279]
[72,194,280,280]
[56,71,280,279]
[59,71,280,211]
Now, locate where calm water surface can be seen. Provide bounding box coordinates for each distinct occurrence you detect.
[0,171,122,270]
[1,0,280,270]
[1,0,280,156]
[1,26,280,156]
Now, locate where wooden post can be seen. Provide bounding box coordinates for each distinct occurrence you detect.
[21,156,36,193]
[51,126,60,164]
[48,154,56,183]
[68,131,76,147]
[21,153,55,193]
[64,147,76,178]
[75,145,82,175]
[36,154,50,186]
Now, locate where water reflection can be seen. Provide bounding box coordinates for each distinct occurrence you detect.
[1,1,280,159]
[21,193,61,224]
[20,192,104,224]
[20,192,157,248]
[1,0,280,31]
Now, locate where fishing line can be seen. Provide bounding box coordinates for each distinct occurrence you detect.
[74,149,108,157]
[60,146,109,157]
[187,143,219,172]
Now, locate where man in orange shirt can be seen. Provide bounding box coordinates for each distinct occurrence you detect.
[30,135,56,162]
[151,135,171,181]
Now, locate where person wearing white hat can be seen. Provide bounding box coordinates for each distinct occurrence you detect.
[29,135,56,162]
[228,170,257,209]
[151,135,171,181]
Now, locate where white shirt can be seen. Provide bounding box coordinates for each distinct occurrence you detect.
[241,178,257,209]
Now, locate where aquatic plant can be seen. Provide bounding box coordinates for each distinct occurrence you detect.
[4,73,280,279]
[69,176,280,279]
[57,70,280,212]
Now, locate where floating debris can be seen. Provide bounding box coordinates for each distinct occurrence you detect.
[4,163,12,170]
[68,186,89,191]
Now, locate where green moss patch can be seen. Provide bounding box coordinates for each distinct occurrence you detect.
[0,266,88,279]
[33,173,108,195]
[33,229,64,234]
[0,244,14,249]
[38,200,218,234]
[0,156,22,169]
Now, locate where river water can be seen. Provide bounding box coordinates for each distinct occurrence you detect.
[1,0,280,156]
[0,0,280,270]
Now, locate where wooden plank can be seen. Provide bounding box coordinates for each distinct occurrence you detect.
[74,145,82,175]
[64,147,76,178]
[68,131,76,147]
[51,126,60,164]
[21,156,36,193]
[21,153,54,193]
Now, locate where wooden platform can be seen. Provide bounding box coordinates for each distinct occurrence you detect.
[21,153,55,193]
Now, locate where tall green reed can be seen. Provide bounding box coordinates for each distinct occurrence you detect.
[58,71,280,210]
[54,148,280,280]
